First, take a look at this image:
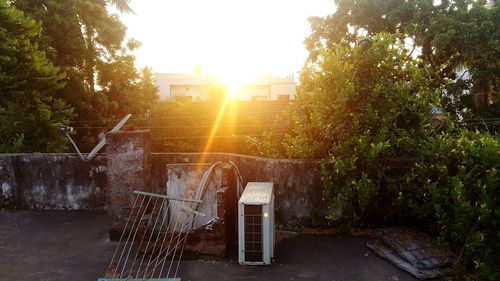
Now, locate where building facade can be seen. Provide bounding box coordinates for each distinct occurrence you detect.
[154,73,215,101]
[154,73,296,101]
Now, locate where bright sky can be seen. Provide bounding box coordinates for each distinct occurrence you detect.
[118,0,335,81]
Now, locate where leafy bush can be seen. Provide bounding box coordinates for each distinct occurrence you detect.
[324,129,500,279]
[281,33,438,160]
[264,32,500,279]
[145,96,277,154]
[280,33,439,225]
[402,131,499,280]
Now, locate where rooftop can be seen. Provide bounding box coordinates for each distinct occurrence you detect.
[0,211,418,281]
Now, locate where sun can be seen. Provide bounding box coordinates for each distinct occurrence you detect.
[212,70,253,100]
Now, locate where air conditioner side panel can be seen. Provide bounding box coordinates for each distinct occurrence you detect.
[271,194,275,260]
[262,203,271,264]
[238,202,245,264]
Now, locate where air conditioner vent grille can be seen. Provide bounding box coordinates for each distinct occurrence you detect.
[244,204,263,262]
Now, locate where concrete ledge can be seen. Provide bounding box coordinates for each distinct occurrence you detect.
[0,154,106,210]
[151,153,324,228]
[1,152,324,228]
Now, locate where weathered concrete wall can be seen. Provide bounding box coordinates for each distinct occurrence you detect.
[0,154,106,210]
[106,130,151,238]
[161,163,238,256]
[150,153,324,229]
[0,152,323,228]
[165,163,219,230]
[0,155,16,209]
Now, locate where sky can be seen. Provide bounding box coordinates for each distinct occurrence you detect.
[117,0,335,82]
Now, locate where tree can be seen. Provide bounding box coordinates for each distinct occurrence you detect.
[286,29,499,279]
[12,0,159,151]
[278,34,439,222]
[108,0,133,14]
[283,33,437,158]
[0,0,73,152]
[305,0,499,121]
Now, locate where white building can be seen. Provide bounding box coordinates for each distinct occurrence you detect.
[154,73,216,101]
[154,73,296,101]
[236,74,297,101]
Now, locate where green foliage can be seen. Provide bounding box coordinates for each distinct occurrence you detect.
[402,131,499,280]
[242,105,296,158]
[277,3,500,276]
[322,127,500,279]
[0,0,73,152]
[282,33,437,159]
[286,33,437,224]
[146,95,274,154]
[12,0,158,151]
[306,0,499,123]
[268,31,500,279]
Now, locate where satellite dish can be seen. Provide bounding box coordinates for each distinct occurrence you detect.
[60,114,132,161]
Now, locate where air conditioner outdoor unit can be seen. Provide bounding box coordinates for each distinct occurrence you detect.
[238,182,275,265]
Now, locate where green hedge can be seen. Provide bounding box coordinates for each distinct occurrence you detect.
[322,131,499,280]
[403,131,499,280]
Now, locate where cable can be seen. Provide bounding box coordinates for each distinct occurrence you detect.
[71,125,287,130]
[151,134,283,141]
[72,110,286,123]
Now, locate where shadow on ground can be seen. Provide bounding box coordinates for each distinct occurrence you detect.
[0,211,417,281]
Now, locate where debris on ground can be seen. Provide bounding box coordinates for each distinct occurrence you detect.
[367,227,454,280]
[301,226,379,237]
[301,227,340,235]
[275,230,299,243]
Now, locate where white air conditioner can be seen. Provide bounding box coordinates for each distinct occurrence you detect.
[238,182,275,265]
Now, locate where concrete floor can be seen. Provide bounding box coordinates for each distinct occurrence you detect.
[0,211,417,281]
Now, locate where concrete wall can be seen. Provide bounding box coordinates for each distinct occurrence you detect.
[159,163,238,256]
[0,155,16,209]
[170,85,209,101]
[270,82,297,100]
[155,73,215,100]
[0,152,323,228]
[150,153,324,228]
[0,154,107,210]
[165,163,220,230]
[105,130,151,237]
[237,84,271,101]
